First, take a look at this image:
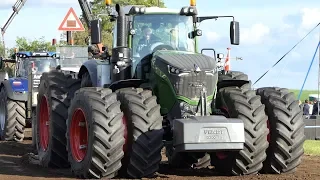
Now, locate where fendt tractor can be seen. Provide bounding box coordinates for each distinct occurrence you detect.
[34,0,305,179]
[0,51,58,142]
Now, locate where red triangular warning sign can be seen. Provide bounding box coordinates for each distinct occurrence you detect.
[58,7,85,31]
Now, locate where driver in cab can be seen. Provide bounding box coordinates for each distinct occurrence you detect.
[138,26,160,46]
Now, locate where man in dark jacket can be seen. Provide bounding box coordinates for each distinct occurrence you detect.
[312,100,319,115]
[138,26,161,46]
[303,100,310,115]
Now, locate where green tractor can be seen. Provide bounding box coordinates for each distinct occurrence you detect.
[34,1,305,179]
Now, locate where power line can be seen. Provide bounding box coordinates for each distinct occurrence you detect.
[253,22,320,86]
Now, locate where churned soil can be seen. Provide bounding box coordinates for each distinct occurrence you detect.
[0,129,319,180]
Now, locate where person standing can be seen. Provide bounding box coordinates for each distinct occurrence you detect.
[309,101,313,115]
[303,100,310,115]
[312,100,319,115]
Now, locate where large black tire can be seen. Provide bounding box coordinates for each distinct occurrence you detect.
[36,70,80,168]
[218,71,248,81]
[256,87,305,174]
[0,87,26,141]
[210,84,269,175]
[66,87,125,179]
[116,87,164,178]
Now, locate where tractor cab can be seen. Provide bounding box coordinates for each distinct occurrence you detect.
[90,1,239,83]
[14,51,58,78]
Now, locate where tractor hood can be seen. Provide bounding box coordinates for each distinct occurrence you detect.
[153,50,216,71]
[151,50,218,104]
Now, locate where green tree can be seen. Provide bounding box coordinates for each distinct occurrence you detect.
[14,36,56,52]
[0,43,5,57]
[72,0,165,49]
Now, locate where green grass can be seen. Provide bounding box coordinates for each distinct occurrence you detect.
[304,140,320,156]
[289,89,319,101]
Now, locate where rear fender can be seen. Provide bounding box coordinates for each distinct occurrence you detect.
[217,80,250,90]
[108,79,148,92]
[78,60,111,87]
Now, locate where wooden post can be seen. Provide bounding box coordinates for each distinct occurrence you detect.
[66,31,73,45]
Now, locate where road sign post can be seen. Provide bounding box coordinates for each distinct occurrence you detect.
[58,7,85,46]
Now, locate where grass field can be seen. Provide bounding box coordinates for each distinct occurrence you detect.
[289,89,319,101]
[304,140,320,156]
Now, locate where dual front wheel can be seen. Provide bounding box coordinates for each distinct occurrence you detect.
[36,70,163,179]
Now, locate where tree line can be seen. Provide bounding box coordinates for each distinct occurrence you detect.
[0,0,165,58]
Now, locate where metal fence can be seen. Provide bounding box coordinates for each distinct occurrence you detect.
[55,45,88,67]
[304,115,320,140]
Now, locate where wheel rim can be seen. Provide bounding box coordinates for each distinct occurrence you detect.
[70,108,88,162]
[0,99,5,137]
[122,116,128,152]
[39,96,50,151]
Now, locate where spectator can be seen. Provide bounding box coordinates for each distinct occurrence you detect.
[4,63,13,77]
[312,100,319,115]
[309,100,313,115]
[303,100,310,115]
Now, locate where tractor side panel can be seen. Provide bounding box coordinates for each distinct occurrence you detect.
[1,79,28,101]
[78,60,111,87]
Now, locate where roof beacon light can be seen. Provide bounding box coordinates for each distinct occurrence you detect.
[190,0,196,6]
[105,0,112,6]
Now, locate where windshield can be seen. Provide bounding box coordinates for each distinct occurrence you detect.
[18,57,57,77]
[132,14,195,58]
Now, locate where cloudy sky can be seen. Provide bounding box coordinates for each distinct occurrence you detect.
[0,0,320,90]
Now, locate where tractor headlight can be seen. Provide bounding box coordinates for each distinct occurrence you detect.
[167,65,181,74]
[129,6,146,14]
[140,7,146,13]
[180,6,198,16]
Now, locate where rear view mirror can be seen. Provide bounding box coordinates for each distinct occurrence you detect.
[91,19,102,44]
[230,21,240,45]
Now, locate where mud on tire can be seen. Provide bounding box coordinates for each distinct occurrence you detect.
[0,87,26,141]
[211,84,269,175]
[66,87,125,179]
[117,87,164,178]
[256,87,305,174]
[36,70,80,168]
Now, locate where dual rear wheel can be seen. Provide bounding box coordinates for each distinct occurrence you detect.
[211,76,305,175]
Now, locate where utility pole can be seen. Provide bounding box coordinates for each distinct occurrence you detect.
[317,25,320,115]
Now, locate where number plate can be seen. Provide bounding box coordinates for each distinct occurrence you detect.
[198,127,230,142]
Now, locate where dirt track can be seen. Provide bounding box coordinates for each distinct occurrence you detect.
[0,129,320,180]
